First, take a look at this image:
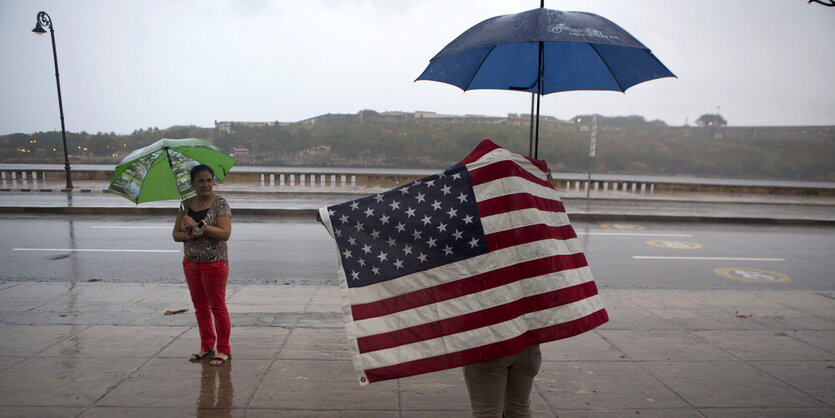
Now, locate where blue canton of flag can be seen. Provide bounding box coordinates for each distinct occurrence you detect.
[326,164,488,288]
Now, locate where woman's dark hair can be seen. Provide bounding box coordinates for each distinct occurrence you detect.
[190,164,215,183]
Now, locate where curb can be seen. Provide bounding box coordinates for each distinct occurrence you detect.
[2,206,833,225]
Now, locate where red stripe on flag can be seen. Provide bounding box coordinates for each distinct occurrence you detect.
[486,224,577,252]
[459,140,502,165]
[357,281,601,353]
[363,308,609,383]
[523,155,548,174]
[477,193,566,218]
[468,160,553,188]
[350,252,588,321]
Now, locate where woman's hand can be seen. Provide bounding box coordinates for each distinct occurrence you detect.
[187,226,205,240]
[181,215,197,233]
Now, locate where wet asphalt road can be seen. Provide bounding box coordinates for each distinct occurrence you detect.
[1,214,832,290]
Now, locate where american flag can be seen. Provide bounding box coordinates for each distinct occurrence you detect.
[319,140,608,385]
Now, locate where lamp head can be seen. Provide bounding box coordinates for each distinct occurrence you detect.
[32,11,51,35]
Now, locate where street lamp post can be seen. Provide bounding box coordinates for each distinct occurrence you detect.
[32,11,73,189]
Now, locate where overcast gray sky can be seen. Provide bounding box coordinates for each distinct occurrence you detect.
[1,0,833,135]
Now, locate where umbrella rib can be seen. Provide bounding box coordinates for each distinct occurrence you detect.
[463,45,497,91]
[163,147,186,204]
[588,43,627,92]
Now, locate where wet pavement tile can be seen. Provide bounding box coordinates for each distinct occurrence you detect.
[81,406,246,417]
[0,356,25,374]
[786,330,835,353]
[121,289,193,315]
[0,324,85,356]
[0,282,72,312]
[626,290,729,316]
[748,314,835,331]
[597,312,680,331]
[97,358,269,409]
[0,406,85,417]
[641,361,821,408]
[594,292,679,331]
[535,361,689,410]
[226,302,308,314]
[670,314,770,330]
[401,412,471,418]
[159,326,291,360]
[397,368,470,411]
[751,361,835,406]
[695,330,833,361]
[249,359,398,410]
[293,311,343,328]
[0,281,21,291]
[227,285,314,305]
[595,290,655,316]
[305,286,342,313]
[757,292,835,321]
[278,328,350,360]
[311,285,340,300]
[689,290,819,317]
[698,407,835,418]
[540,331,627,362]
[0,357,145,407]
[599,330,737,361]
[10,283,154,315]
[39,325,188,358]
[247,411,397,418]
[552,409,703,418]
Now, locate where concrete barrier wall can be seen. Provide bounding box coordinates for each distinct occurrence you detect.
[2,168,834,196]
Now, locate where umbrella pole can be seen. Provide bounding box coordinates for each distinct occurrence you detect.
[163,147,186,211]
[534,39,544,160]
[529,94,535,157]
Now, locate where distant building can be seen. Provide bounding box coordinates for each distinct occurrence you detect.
[214,120,288,134]
[231,146,249,155]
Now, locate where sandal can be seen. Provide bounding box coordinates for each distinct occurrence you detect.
[210,354,231,366]
[188,350,214,362]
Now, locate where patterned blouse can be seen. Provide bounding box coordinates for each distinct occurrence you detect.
[180,195,232,263]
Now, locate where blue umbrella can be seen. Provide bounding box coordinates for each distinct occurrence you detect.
[416,6,675,158]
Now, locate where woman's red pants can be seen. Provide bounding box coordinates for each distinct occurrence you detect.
[183,258,231,355]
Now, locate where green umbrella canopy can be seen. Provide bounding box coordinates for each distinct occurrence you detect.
[108,138,237,204]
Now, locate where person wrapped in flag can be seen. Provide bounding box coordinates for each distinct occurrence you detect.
[318,140,608,402]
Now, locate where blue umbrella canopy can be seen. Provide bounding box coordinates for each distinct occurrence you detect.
[417,8,675,157]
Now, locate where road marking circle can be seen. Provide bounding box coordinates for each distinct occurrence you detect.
[599,224,646,230]
[714,268,791,283]
[645,240,703,249]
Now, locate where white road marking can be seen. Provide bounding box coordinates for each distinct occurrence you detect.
[578,232,693,237]
[633,256,784,261]
[13,248,179,253]
[91,226,171,229]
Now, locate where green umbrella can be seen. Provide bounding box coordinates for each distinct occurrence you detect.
[107,138,237,204]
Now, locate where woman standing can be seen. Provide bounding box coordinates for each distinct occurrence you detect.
[173,164,233,366]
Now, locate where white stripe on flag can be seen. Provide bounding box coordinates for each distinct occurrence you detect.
[346,238,585,305]
[358,295,605,370]
[481,208,572,235]
[352,265,594,337]
[472,175,560,203]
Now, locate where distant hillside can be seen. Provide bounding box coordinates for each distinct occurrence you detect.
[2,111,834,181]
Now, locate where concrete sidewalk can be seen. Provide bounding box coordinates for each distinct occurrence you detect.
[0,281,833,417]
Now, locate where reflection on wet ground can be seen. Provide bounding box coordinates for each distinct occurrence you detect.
[197,360,234,416]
